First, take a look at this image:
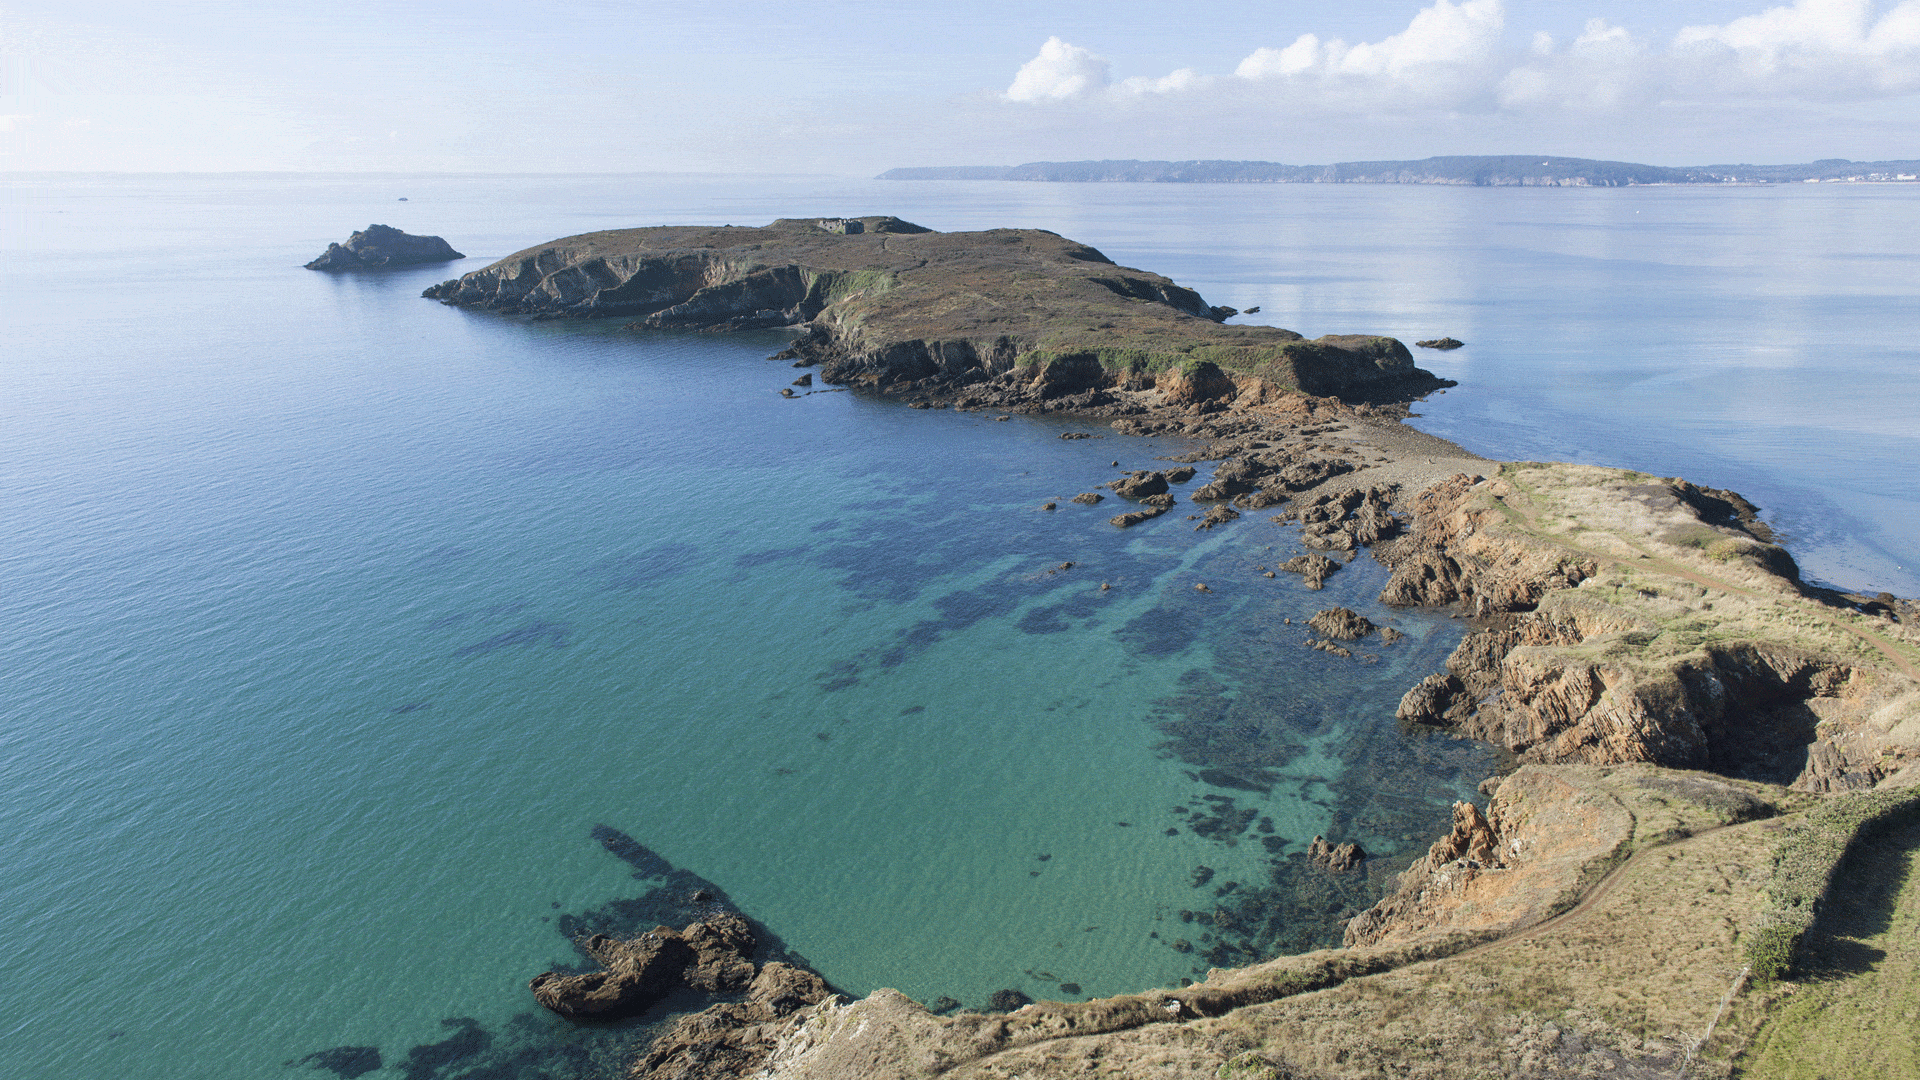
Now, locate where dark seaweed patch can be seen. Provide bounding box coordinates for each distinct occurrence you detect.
[1197,766,1280,793]
[1017,604,1072,634]
[1115,603,1205,658]
[400,1019,490,1080]
[454,620,571,656]
[290,1046,381,1078]
[582,543,701,590]
[590,825,673,878]
[390,701,432,714]
[733,545,811,567]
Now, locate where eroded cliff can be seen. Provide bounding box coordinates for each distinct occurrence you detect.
[1379,463,1920,792]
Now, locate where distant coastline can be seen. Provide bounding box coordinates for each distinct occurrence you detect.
[880,155,1920,187]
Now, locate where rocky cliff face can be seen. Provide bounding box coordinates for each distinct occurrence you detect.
[306,224,463,270]
[1380,464,1920,792]
[421,216,1448,404]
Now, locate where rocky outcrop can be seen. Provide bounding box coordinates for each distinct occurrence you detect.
[1344,768,1633,948]
[422,218,1449,405]
[1380,465,1920,790]
[1414,337,1464,350]
[1306,835,1367,871]
[527,913,757,1019]
[1277,552,1339,590]
[1107,470,1170,499]
[631,963,836,1080]
[306,224,463,270]
[1307,607,1376,641]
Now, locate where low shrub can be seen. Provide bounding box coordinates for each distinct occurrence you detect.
[1744,785,1920,979]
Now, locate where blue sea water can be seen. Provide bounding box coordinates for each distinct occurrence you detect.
[1,173,1915,1080]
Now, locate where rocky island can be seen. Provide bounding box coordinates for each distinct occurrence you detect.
[422,215,1445,407]
[306,224,464,270]
[417,218,1920,1079]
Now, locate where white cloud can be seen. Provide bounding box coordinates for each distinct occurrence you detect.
[1499,18,1653,110]
[1000,0,1920,128]
[1005,37,1110,102]
[1672,0,1920,97]
[1231,0,1506,109]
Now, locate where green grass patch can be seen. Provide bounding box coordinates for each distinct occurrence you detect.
[1745,786,1920,980]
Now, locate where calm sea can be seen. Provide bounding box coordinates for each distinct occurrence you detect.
[1,173,1914,1080]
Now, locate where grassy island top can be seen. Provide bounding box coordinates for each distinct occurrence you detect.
[425,216,1434,398]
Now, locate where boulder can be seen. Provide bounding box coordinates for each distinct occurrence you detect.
[681,912,757,993]
[1307,835,1367,871]
[1279,553,1339,589]
[305,224,463,270]
[1109,471,1170,499]
[1308,607,1376,641]
[1110,506,1169,528]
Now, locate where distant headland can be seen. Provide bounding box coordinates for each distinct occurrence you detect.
[879,155,1920,187]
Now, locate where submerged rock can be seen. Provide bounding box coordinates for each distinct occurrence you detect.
[305,224,463,270]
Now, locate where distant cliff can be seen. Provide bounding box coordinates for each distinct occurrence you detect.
[880,156,1920,187]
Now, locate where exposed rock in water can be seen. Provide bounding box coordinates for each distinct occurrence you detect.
[1194,504,1240,531]
[528,913,756,1019]
[1071,492,1104,505]
[1108,471,1171,499]
[1278,552,1340,589]
[1306,835,1367,871]
[1415,337,1465,350]
[792,373,813,387]
[1308,607,1376,641]
[987,988,1036,1013]
[1110,506,1169,528]
[306,224,463,270]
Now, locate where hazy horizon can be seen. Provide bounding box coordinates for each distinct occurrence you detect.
[4,1,1917,175]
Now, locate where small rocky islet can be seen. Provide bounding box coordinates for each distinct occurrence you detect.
[380,216,1920,1078]
[305,224,463,270]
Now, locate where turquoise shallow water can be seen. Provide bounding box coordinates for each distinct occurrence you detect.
[1,174,1915,1079]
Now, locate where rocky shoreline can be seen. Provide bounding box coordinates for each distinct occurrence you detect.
[414,217,1920,1078]
[553,381,1918,1078]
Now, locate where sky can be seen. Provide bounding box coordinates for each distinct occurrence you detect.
[1,0,1916,173]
